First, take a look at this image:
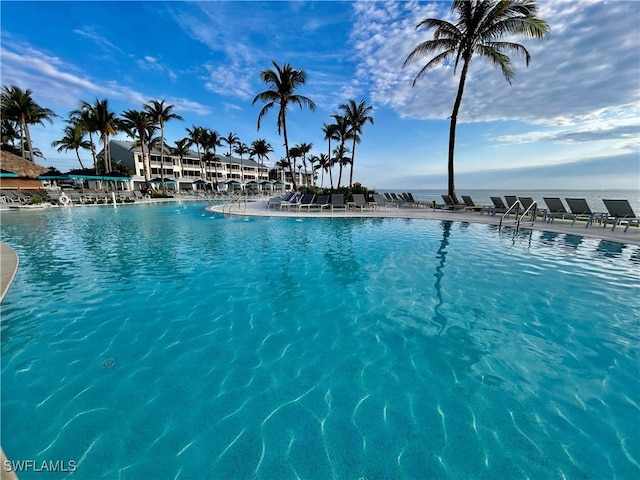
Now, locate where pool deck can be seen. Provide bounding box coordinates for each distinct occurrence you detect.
[0,242,18,303]
[207,199,640,246]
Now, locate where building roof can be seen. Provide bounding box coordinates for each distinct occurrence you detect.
[0,150,49,178]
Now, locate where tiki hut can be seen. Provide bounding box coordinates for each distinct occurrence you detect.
[0,150,49,190]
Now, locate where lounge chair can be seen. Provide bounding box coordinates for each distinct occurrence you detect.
[441,195,465,212]
[505,195,520,213]
[372,193,397,212]
[267,191,295,209]
[295,193,316,212]
[330,193,347,212]
[461,195,485,212]
[602,199,640,232]
[490,197,509,216]
[543,197,572,223]
[518,197,537,222]
[351,193,375,212]
[303,194,330,212]
[280,192,305,211]
[565,198,605,227]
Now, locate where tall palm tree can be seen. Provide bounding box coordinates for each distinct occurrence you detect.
[322,121,339,190]
[307,154,319,187]
[51,121,91,169]
[144,100,183,194]
[70,102,99,169]
[201,129,222,186]
[403,0,549,202]
[318,153,331,189]
[296,142,312,185]
[233,142,251,181]
[223,132,239,157]
[121,109,153,182]
[340,99,373,187]
[250,139,273,166]
[186,125,206,176]
[1,85,56,161]
[170,138,191,175]
[288,146,301,188]
[331,114,351,188]
[85,99,119,173]
[253,61,316,190]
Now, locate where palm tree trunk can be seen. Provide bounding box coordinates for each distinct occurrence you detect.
[349,139,357,187]
[282,120,297,190]
[22,118,34,161]
[89,132,97,168]
[160,123,166,195]
[75,149,86,169]
[447,58,470,205]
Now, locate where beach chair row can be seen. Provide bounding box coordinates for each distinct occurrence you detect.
[268,192,408,213]
[542,197,639,232]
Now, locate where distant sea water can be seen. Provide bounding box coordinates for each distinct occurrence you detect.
[378,189,640,214]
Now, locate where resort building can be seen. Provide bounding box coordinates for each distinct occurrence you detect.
[106,140,312,192]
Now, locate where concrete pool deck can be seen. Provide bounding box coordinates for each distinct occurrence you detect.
[207,199,640,246]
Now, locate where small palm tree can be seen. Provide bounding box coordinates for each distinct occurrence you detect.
[403,0,549,202]
[1,85,56,161]
[144,100,183,194]
[223,132,239,157]
[296,142,312,185]
[69,102,99,169]
[170,138,191,175]
[253,61,316,190]
[340,99,373,187]
[51,121,91,169]
[318,153,331,189]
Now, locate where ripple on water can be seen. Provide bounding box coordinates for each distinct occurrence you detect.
[1,207,639,478]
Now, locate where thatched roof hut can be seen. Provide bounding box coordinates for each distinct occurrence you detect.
[0,150,49,189]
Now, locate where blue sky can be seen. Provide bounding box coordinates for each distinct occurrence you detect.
[1,0,639,190]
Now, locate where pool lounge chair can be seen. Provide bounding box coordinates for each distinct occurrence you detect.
[489,196,508,215]
[351,193,375,212]
[543,197,572,223]
[372,193,397,212]
[505,195,521,213]
[565,198,604,227]
[294,193,316,212]
[461,195,485,212]
[330,194,347,212]
[518,197,537,222]
[280,192,305,211]
[267,191,295,209]
[441,195,465,212]
[302,194,330,212]
[602,199,640,232]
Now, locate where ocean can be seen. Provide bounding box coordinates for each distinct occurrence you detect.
[378,189,640,214]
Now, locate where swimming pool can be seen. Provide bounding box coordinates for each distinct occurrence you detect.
[1,202,639,479]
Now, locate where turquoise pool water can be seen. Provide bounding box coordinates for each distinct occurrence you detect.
[1,202,639,479]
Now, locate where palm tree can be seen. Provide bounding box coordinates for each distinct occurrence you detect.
[308,154,319,187]
[186,125,206,177]
[288,146,301,188]
[85,99,119,173]
[51,121,91,169]
[318,153,331,189]
[121,109,153,182]
[251,138,273,181]
[331,114,351,188]
[201,129,222,186]
[70,102,99,169]
[233,142,251,181]
[340,99,373,187]
[223,132,239,157]
[144,100,183,194]
[1,85,56,161]
[253,61,316,190]
[403,0,549,202]
[322,121,339,189]
[170,138,191,176]
[296,142,312,186]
